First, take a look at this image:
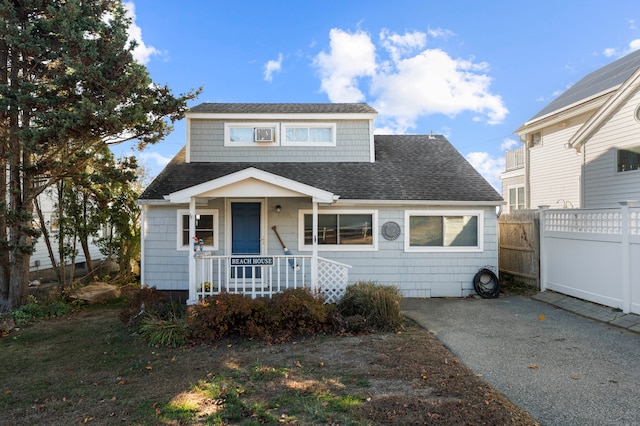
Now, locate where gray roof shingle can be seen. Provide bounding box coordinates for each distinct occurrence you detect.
[139,135,502,203]
[528,48,640,122]
[189,103,379,114]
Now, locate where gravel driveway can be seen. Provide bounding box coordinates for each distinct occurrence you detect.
[402,296,640,426]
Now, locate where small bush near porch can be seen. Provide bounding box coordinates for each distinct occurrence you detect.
[120,282,404,346]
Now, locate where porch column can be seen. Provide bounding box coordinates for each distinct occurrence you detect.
[311,201,318,292]
[187,197,198,304]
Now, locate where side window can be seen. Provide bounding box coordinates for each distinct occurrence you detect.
[177,209,219,251]
[617,147,640,173]
[405,210,483,252]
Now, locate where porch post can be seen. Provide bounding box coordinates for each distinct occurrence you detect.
[187,197,198,304]
[311,201,318,292]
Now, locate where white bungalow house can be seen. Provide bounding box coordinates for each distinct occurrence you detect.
[513,48,640,209]
[137,103,503,304]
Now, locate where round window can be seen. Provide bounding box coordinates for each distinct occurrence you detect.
[635,105,640,122]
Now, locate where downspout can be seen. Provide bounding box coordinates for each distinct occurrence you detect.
[520,134,530,209]
[140,205,145,286]
[187,197,197,304]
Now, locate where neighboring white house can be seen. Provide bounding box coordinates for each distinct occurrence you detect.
[30,185,105,281]
[513,48,640,209]
[137,103,503,303]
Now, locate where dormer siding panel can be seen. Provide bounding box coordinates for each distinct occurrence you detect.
[189,119,372,163]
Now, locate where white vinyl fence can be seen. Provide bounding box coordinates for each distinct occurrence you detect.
[539,202,640,314]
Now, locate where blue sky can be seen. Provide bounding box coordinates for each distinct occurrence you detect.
[114,0,640,190]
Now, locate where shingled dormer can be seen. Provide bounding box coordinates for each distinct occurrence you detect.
[185,103,379,163]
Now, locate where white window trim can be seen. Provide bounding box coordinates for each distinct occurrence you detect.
[297,209,378,251]
[404,209,484,253]
[507,184,525,212]
[176,209,219,251]
[223,123,280,147]
[282,123,336,146]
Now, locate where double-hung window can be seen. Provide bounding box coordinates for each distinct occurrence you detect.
[177,209,219,251]
[405,210,483,252]
[508,185,525,213]
[299,210,377,250]
[282,123,336,146]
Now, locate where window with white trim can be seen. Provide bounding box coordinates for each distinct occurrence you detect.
[405,210,483,252]
[508,185,525,213]
[224,123,278,146]
[177,209,219,251]
[299,210,377,251]
[282,123,336,146]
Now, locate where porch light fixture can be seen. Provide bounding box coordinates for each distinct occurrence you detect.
[275,205,282,213]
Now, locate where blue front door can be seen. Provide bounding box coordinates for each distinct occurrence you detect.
[232,202,261,278]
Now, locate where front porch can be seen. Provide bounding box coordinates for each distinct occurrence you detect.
[192,254,350,304]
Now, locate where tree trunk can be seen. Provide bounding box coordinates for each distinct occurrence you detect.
[0,11,9,308]
[34,197,62,283]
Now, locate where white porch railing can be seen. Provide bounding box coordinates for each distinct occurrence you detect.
[193,254,351,304]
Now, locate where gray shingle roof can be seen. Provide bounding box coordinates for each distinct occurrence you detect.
[139,135,502,203]
[189,103,378,114]
[528,49,640,122]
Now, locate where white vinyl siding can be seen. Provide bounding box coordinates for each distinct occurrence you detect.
[582,90,640,207]
[527,117,585,209]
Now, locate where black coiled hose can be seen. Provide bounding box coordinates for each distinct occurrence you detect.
[473,268,500,299]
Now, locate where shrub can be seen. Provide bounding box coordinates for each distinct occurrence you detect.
[188,288,334,343]
[187,292,254,342]
[10,298,75,326]
[138,317,189,348]
[119,286,169,328]
[268,288,334,338]
[337,281,403,331]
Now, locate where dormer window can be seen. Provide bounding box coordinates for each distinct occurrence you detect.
[282,123,336,146]
[224,123,278,146]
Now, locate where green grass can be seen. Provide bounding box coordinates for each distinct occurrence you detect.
[0,303,370,425]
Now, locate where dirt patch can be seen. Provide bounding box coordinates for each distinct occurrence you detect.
[0,305,539,425]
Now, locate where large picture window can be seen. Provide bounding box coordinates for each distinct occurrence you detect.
[177,209,219,251]
[298,210,377,251]
[405,210,483,252]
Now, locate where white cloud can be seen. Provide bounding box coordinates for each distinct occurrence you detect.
[140,151,172,168]
[313,29,508,133]
[123,2,161,65]
[264,53,283,82]
[602,38,640,59]
[313,28,377,102]
[427,27,455,40]
[500,137,519,151]
[465,151,505,191]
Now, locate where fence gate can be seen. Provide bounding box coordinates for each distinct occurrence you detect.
[498,210,540,288]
